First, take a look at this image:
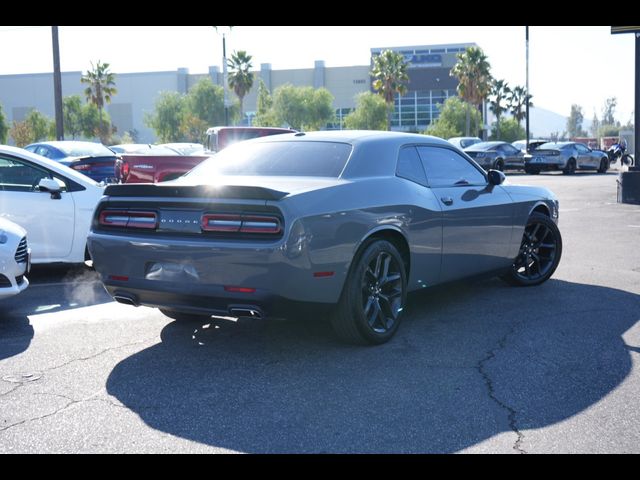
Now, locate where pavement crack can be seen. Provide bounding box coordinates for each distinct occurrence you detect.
[477,325,526,454]
[42,337,156,374]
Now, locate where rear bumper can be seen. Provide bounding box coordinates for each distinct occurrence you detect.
[88,232,347,318]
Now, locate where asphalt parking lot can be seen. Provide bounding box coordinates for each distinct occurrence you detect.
[1,169,639,453]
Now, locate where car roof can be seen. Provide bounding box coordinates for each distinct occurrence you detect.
[253,130,452,147]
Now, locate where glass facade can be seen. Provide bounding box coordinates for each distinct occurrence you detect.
[391,89,457,132]
[327,108,353,130]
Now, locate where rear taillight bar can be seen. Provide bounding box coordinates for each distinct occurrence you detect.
[201,213,281,234]
[99,210,158,229]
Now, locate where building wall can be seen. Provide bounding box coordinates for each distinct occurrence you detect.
[0,43,474,142]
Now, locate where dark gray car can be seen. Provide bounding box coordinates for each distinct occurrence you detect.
[464,141,525,171]
[88,131,562,345]
[524,141,610,175]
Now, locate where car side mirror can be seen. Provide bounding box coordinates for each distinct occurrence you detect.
[38,177,64,199]
[487,169,506,186]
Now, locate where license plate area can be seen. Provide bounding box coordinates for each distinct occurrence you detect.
[158,210,202,233]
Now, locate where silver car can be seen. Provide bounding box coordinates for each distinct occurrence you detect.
[524,142,610,175]
[88,131,562,345]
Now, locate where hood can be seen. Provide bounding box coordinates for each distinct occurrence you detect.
[0,217,27,239]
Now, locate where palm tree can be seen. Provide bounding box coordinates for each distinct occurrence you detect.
[371,50,409,130]
[451,47,492,136]
[509,86,533,126]
[227,50,254,124]
[489,79,511,140]
[81,61,117,139]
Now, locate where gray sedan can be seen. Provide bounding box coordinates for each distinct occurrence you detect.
[464,141,525,171]
[88,131,562,345]
[524,141,610,174]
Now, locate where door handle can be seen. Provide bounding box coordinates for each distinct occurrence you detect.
[440,196,454,206]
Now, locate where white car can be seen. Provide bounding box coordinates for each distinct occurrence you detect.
[0,146,104,264]
[0,217,30,299]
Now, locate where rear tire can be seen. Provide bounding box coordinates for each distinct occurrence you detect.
[562,158,576,175]
[597,158,608,173]
[160,309,211,322]
[331,240,407,345]
[502,213,562,287]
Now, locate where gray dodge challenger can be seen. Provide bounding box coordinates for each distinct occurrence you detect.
[88,131,562,345]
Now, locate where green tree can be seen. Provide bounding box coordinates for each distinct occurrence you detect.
[145,91,186,143]
[80,103,112,140]
[344,92,389,130]
[566,104,587,138]
[81,61,117,142]
[179,113,209,143]
[63,95,84,139]
[0,103,8,144]
[371,50,409,130]
[489,79,510,140]
[271,84,335,131]
[10,121,33,147]
[186,78,227,127]
[451,46,492,136]
[227,50,254,122]
[489,118,525,143]
[425,97,481,139]
[508,86,532,126]
[253,79,277,126]
[25,109,54,142]
[602,97,618,125]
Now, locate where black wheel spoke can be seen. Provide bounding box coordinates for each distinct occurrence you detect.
[367,298,382,329]
[380,272,401,287]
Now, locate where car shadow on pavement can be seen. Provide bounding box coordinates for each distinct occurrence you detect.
[106,279,640,453]
[0,313,33,361]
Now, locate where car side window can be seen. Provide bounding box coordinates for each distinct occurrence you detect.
[576,144,589,154]
[396,146,428,186]
[35,146,52,158]
[503,144,517,155]
[416,146,486,187]
[0,156,58,192]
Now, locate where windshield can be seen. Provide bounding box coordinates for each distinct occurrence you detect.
[540,142,569,150]
[56,142,115,157]
[185,141,352,178]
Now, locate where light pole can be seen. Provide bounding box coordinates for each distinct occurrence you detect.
[51,26,64,140]
[214,26,233,126]
[525,26,530,152]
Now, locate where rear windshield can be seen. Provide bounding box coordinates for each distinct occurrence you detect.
[186,141,352,178]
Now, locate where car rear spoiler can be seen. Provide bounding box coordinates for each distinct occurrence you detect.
[103,183,289,201]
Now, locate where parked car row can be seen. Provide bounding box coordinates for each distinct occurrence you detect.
[446,138,611,175]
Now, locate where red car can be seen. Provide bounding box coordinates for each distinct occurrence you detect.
[115,153,208,183]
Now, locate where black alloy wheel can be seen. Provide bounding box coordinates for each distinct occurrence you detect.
[597,158,608,173]
[331,240,407,345]
[502,212,562,287]
[494,159,504,172]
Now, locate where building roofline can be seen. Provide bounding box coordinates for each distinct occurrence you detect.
[371,42,478,52]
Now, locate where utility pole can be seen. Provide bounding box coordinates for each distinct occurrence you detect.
[223,31,229,126]
[525,26,530,152]
[51,26,64,140]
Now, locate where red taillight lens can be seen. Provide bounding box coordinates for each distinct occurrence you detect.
[240,216,281,234]
[99,210,157,229]
[201,214,243,232]
[201,214,281,234]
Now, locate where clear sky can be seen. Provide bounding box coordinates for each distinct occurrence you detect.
[0,25,635,124]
